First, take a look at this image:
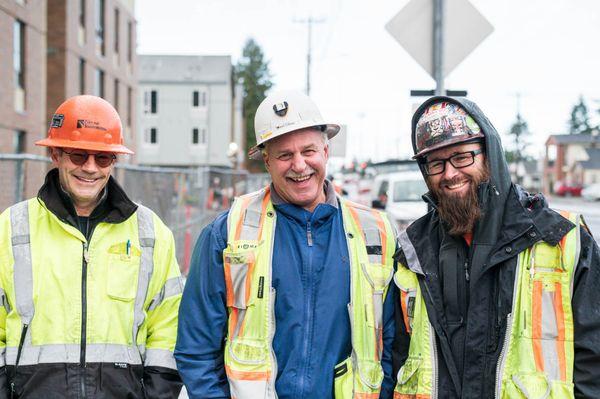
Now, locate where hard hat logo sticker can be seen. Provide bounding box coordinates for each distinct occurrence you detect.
[77,119,108,131]
[273,101,289,116]
[51,114,64,128]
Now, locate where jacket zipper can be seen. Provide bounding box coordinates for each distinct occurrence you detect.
[298,220,314,397]
[10,324,29,397]
[429,322,439,399]
[80,242,89,398]
[306,221,313,247]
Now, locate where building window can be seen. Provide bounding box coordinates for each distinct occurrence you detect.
[193,90,207,108]
[13,130,26,202]
[127,21,133,64]
[94,68,104,97]
[79,58,86,94]
[192,127,207,145]
[127,86,132,126]
[114,79,119,110]
[78,0,86,45]
[145,127,157,144]
[95,0,105,56]
[13,130,26,153]
[144,90,157,114]
[114,8,119,56]
[13,20,26,112]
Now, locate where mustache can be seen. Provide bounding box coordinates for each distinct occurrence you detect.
[439,175,471,188]
[285,167,315,179]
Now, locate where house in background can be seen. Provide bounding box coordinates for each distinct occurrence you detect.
[137,55,243,168]
[543,133,600,194]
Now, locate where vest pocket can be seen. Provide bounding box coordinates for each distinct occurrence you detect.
[228,337,269,365]
[333,357,353,398]
[107,253,140,301]
[395,357,431,396]
[504,372,574,398]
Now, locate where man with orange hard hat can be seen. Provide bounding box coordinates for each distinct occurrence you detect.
[0,95,183,397]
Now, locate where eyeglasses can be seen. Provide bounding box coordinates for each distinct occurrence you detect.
[61,148,116,168]
[422,149,484,176]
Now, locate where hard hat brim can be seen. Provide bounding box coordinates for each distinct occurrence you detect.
[248,122,340,160]
[412,133,484,160]
[35,138,135,155]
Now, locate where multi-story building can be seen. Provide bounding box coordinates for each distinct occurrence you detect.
[137,55,243,168]
[0,0,138,210]
[47,0,138,157]
[0,0,48,206]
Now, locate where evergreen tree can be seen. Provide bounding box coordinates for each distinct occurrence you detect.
[234,38,273,171]
[506,113,530,184]
[568,95,591,134]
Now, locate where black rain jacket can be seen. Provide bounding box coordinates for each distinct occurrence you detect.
[392,96,600,398]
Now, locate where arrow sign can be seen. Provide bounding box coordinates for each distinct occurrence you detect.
[386,0,494,79]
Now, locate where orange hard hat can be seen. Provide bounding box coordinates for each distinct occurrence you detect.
[36,95,134,154]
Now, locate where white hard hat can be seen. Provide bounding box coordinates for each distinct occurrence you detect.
[249,90,340,159]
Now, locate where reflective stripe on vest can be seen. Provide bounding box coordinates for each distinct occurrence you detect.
[133,205,155,362]
[8,201,156,366]
[495,211,579,399]
[393,212,581,399]
[223,188,395,399]
[394,229,437,399]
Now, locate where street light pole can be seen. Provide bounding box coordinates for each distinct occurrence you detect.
[433,0,444,95]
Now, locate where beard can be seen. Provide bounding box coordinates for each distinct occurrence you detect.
[427,166,490,237]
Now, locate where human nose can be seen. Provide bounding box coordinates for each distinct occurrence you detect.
[441,159,460,179]
[290,153,307,172]
[80,154,100,172]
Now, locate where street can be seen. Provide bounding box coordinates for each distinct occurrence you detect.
[547,196,600,240]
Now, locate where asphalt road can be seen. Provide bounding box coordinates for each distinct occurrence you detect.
[547,196,600,240]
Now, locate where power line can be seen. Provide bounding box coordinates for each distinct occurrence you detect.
[293,16,326,95]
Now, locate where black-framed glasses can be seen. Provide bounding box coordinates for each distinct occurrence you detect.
[422,149,484,176]
[61,148,116,168]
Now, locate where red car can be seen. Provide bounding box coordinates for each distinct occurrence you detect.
[554,182,583,197]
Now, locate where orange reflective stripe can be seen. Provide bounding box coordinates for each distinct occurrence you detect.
[532,279,544,372]
[394,393,430,399]
[400,291,411,334]
[355,393,381,399]
[371,209,387,263]
[554,281,567,381]
[225,365,270,381]
[224,261,235,307]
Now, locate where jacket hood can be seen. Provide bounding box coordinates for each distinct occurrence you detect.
[411,96,512,243]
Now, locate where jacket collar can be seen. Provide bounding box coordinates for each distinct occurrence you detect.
[37,168,138,227]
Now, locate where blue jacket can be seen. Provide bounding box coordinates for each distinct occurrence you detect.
[175,188,396,399]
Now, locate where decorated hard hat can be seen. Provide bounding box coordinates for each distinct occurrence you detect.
[413,101,483,159]
[249,90,340,159]
[36,95,134,154]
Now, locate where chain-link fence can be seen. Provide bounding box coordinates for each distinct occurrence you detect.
[0,153,270,274]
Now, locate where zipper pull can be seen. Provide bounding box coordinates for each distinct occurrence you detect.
[83,243,90,263]
[464,261,470,282]
[307,222,313,247]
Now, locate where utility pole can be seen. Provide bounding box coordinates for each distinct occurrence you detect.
[294,16,325,96]
[433,0,444,95]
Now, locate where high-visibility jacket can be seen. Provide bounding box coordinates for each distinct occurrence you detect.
[0,198,183,398]
[393,211,581,399]
[222,187,396,399]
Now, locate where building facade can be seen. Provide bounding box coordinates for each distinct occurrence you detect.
[137,55,243,168]
[544,134,600,194]
[47,0,138,157]
[0,0,48,207]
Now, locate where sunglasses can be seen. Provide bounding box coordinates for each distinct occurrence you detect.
[61,148,116,168]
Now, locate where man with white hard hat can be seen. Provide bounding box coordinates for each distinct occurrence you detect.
[175,90,397,398]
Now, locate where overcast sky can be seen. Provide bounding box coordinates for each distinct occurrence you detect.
[136,0,600,163]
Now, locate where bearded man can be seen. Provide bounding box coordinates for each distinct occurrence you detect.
[391,97,600,398]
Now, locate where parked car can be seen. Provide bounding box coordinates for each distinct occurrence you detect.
[371,171,428,229]
[554,182,583,197]
[582,183,600,201]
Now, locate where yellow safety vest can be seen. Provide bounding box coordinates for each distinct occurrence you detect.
[222,187,396,399]
[0,199,183,373]
[393,211,581,399]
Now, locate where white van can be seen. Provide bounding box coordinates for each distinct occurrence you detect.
[371,170,429,229]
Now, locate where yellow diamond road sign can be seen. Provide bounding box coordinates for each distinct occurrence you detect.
[385,0,494,79]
